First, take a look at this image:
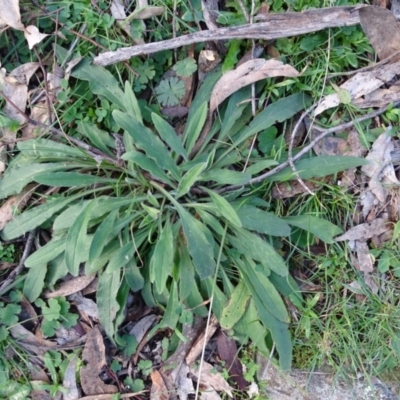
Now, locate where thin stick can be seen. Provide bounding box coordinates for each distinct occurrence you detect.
[0,230,36,294]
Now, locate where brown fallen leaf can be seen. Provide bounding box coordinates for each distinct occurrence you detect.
[335,218,390,242]
[359,6,400,62]
[63,356,80,400]
[150,370,169,400]
[0,0,24,30]
[210,59,299,113]
[80,327,118,396]
[24,25,49,50]
[45,275,96,299]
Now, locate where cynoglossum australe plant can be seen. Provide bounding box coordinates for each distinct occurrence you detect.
[0,58,368,370]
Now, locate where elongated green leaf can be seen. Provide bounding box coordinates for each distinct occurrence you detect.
[34,172,116,187]
[199,169,251,185]
[235,204,291,236]
[1,195,81,241]
[71,58,126,111]
[239,260,289,323]
[269,156,369,182]
[230,228,288,276]
[176,162,206,198]
[179,208,215,279]
[197,208,226,236]
[220,281,250,330]
[152,113,187,160]
[268,271,303,310]
[97,269,121,341]
[25,238,66,269]
[122,151,175,186]
[124,81,143,124]
[65,201,94,276]
[203,188,242,228]
[183,102,208,153]
[89,209,118,265]
[77,122,115,156]
[0,163,71,199]
[17,138,85,159]
[245,159,278,175]
[178,239,195,301]
[113,110,181,181]
[23,263,47,302]
[150,218,174,294]
[283,215,343,244]
[125,260,144,292]
[85,240,120,275]
[163,281,180,329]
[105,241,135,274]
[241,93,309,140]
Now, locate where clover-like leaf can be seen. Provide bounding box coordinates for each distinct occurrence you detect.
[172,58,198,77]
[155,77,186,106]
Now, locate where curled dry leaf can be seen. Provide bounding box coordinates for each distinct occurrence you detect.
[335,218,390,242]
[359,6,400,61]
[24,25,49,50]
[0,0,24,30]
[80,327,118,395]
[63,357,80,400]
[210,59,299,113]
[45,275,96,299]
[314,60,400,116]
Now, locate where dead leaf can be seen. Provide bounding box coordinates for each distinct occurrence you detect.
[0,0,24,30]
[175,362,195,400]
[80,327,118,395]
[63,356,80,400]
[129,314,158,343]
[335,218,390,242]
[210,59,298,113]
[314,60,400,116]
[24,25,49,49]
[150,370,169,400]
[359,6,400,61]
[354,240,374,273]
[189,361,234,398]
[272,180,320,199]
[45,275,96,298]
[129,6,164,19]
[21,103,50,138]
[69,292,99,320]
[198,50,221,73]
[216,331,248,390]
[0,185,34,230]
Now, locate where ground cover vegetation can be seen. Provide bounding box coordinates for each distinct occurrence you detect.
[1,0,400,398]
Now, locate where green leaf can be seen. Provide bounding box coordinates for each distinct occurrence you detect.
[105,241,135,273]
[183,102,208,154]
[113,110,181,181]
[283,215,343,244]
[172,58,198,77]
[34,172,116,187]
[230,228,288,276]
[163,281,180,329]
[71,58,126,111]
[17,138,84,159]
[25,237,66,269]
[89,209,118,265]
[125,260,144,292]
[199,169,251,185]
[176,162,207,198]
[178,240,196,301]
[0,162,71,199]
[220,281,250,330]
[77,122,115,156]
[150,218,174,294]
[238,93,309,142]
[269,156,369,182]
[65,201,94,276]
[179,209,215,279]
[1,195,81,241]
[124,81,143,124]
[239,259,289,323]
[235,204,291,236]
[203,188,242,228]
[152,113,188,160]
[97,270,121,341]
[222,39,241,73]
[0,303,21,326]
[155,77,186,106]
[122,151,175,186]
[35,298,61,321]
[245,159,278,175]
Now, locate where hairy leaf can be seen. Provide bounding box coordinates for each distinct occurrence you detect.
[176,162,207,198]
[23,263,47,302]
[34,172,116,187]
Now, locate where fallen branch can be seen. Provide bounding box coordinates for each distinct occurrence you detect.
[94,6,364,66]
